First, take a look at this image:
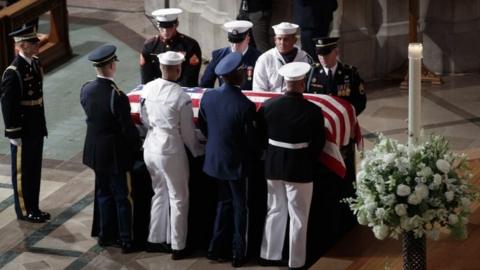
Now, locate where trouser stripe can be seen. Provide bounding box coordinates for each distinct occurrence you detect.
[16,145,26,216]
[126,171,134,238]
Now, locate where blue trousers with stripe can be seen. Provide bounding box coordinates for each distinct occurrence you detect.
[10,137,44,219]
[95,170,134,243]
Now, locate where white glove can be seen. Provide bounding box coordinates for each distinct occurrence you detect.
[9,139,21,146]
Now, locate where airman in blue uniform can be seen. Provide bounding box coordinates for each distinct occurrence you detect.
[81,45,141,253]
[198,52,258,267]
[200,20,261,90]
[1,26,49,223]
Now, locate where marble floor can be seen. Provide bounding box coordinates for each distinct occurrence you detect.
[1,0,480,269]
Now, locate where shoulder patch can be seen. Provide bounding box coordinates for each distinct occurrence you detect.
[189,54,200,65]
[359,83,365,95]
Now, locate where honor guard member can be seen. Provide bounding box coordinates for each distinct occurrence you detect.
[141,51,203,259]
[306,37,366,115]
[0,26,49,223]
[258,62,325,270]
[200,20,261,90]
[198,52,258,267]
[252,22,311,92]
[307,37,366,239]
[81,45,141,253]
[140,8,202,86]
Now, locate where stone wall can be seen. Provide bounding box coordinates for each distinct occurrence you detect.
[144,0,480,80]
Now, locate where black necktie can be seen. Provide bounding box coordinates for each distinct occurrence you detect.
[327,69,333,93]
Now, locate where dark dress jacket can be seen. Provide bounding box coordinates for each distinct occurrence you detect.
[1,55,47,139]
[140,33,202,86]
[198,83,257,180]
[80,77,140,173]
[307,61,366,115]
[258,91,326,182]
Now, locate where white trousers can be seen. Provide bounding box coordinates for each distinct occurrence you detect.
[260,180,313,268]
[144,150,189,250]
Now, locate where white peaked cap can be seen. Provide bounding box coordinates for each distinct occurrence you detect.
[157,51,185,65]
[152,8,183,22]
[223,20,253,34]
[272,22,299,35]
[278,62,311,81]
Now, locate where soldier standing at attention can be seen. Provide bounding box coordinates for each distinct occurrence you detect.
[306,37,366,115]
[1,26,50,223]
[140,8,202,86]
[306,37,366,259]
[81,45,141,253]
[200,20,261,90]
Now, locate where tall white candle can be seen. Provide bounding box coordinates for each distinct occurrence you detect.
[408,43,423,152]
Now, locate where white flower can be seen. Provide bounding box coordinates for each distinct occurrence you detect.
[357,211,368,225]
[448,214,459,224]
[383,153,396,164]
[395,204,408,216]
[415,184,429,199]
[418,166,433,177]
[397,184,411,197]
[445,191,454,202]
[375,208,386,219]
[373,224,389,240]
[408,193,422,205]
[436,159,451,174]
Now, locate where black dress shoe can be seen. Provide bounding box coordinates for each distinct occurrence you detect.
[145,242,172,253]
[38,211,51,220]
[258,257,288,267]
[20,213,46,223]
[232,256,247,268]
[97,237,120,247]
[207,252,230,262]
[171,248,189,260]
[121,241,139,254]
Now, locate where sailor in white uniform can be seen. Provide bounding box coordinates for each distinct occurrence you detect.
[141,51,203,259]
[252,22,311,92]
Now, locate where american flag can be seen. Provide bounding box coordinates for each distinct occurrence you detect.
[128,86,362,178]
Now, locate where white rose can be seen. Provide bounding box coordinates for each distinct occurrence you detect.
[383,153,395,164]
[357,211,368,225]
[375,208,386,219]
[418,166,433,177]
[445,191,454,202]
[395,204,408,216]
[375,182,385,193]
[436,159,451,174]
[408,193,422,205]
[397,184,411,197]
[415,184,429,199]
[448,214,459,224]
[373,224,389,240]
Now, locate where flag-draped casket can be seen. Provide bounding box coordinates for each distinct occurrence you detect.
[128,86,362,178]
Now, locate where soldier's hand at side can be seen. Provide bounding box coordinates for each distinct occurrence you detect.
[9,139,21,146]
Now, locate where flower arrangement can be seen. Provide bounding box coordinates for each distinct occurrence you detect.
[345,134,478,240]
